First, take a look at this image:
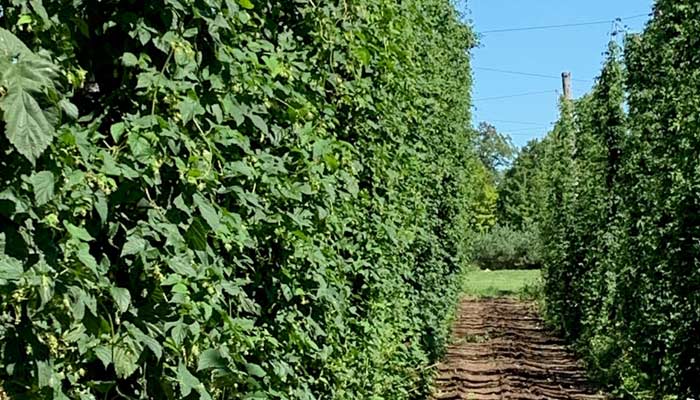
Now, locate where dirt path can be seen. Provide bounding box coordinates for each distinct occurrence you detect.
[432,298,606,400]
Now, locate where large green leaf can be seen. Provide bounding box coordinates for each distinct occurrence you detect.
[0,88,54,163]
[197,349,228,371]
[193,194,220,230]
[169,256,197,277]
[131,328,163,359]
[121,235,147,256]
[93,346,112,368]
[185,218,208,251]
[0,27,31,57]
[77,243,98,275]
[2,57,59,94]
[110,287,131,313]
[30,171,55,205]
[64,222,94,242]
[36,361,54,388]
[246,363,266,378]
[178,363,202,397]
[0,255,23,281]
[0,28,59,162]
[113,345,139,378]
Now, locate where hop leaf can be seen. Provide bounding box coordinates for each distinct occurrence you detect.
[30,171,54,205]
[0,28,60,163]
[0,89,55,163]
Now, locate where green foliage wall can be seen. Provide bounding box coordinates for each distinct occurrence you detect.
[0,1,477,399]
[525,2,700,397]
[614,2,700,395]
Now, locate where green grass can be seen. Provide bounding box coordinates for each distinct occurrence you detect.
[463,269,542,298]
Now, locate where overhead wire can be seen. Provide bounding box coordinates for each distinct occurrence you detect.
[480,13,650,34]
[471,13,650,141]
[504,127,551,132]
[472,122,553,136]
[506,132,549,137]
[474,90,556,102]
[474,67,592,83]
[482,118,552,126]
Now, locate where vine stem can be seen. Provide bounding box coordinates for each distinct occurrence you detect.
[151,47,174,116]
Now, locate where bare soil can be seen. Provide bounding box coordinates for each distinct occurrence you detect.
[432,298,607,400]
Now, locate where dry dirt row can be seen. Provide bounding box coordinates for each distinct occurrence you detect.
[432,298,607,400]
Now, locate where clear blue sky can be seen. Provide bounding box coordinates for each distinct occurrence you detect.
[464,0,654,148]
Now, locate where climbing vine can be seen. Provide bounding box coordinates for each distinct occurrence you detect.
[0,1,478,399]
[502,2,700,397]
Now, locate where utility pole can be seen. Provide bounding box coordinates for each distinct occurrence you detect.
[560,71,577,184]
[562,72,572,100]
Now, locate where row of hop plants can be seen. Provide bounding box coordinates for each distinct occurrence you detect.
[0,1,483,399]
[515,1,700,397]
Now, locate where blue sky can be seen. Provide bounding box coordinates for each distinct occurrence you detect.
[464,0,654,148]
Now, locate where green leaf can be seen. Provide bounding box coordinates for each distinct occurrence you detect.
[0,88,54,163]
[110,122,126,142]
[38,274,53,306]
[30,171,54,205]
[113,345,139,378]
[37,360,54,388]
[122,52,139,67]
[29,1,51,25]
[77,243,98,274]
[95,191,108,223]
[227,161,254,178]
[185,218,208,251]
[2,56,59,93]
[64,222,94,242]
[172,283,189,294]
[110,287,131,313]
[244,392,268,400]
[53,387,69,400]
[197,349,228,371]
[0,27,32,57]
[121,236,146,256]
[193,194,220,230]
[355,47,370,66]
[174,194,191,214]
[16,15,34,26]
[59,99,79,120]
[178,97,205,123]
[169,256,197,277]
[94,346,112,368]
[0,30,59,163]
[171,322,187,346]
[71,294,85,321]
[211,104,223,123]
[238,0,254,9]
[131,327,163,359]
[246,363,266,378]
[222,97,245,126]
[0,256,23,281]
[177,363,201,397]
[248,114,268,136]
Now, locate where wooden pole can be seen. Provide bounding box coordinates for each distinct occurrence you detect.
[562,72,572,100]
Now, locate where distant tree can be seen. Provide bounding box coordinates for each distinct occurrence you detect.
[496,138,548,228]
[473,122,517,176]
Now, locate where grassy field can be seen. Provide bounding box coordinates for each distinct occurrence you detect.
[463,269,542,298]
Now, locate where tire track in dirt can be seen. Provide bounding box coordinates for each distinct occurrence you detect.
[432,299,606,400]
